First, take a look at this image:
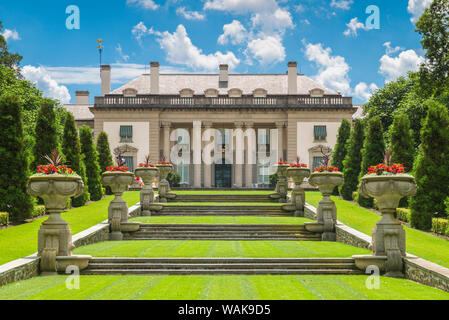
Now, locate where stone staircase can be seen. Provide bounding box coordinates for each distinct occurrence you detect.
[169,194,274,203]
[156,205,287,216]
[123,224,321,241]
[82,257,363,275]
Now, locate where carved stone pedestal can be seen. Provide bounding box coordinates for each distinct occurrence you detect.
[101,171,139,240]
[269,164,289,203]
[308,172,344,241]
[156,164,177,203]
[135,166,162,216]
[27,175,91,275]
[357,174,416,277]
[281,167,310,216]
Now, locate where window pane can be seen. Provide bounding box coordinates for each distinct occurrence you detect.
[123,156,134,171]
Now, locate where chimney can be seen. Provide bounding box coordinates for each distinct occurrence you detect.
[219,64,228,88]
[100,65,111,96]
[75,91,89,104]
[150,61,159,94]
[288,61,298,95]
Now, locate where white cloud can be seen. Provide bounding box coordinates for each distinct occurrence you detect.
[204,0,277,14]
[379,48,425,82]
[21,66,71,104]
[330,0,353,10]
[250,8,293,34]
[304,41,351,95]
[115,43,130,62]
[383,42,404,55]
[176,7,206,21]
[126,0,159,10]
[247,36,285,65]
[155,24,240,71]
[343,17,368,37]
[407,0,432,23]
[218,20,247,45]
[132,21,159,42]
[354,82,378,102]
[2,28,20,41]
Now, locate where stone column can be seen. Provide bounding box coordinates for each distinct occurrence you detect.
[203,122,213,188]
[275,121,285,161]
[162,122,171,161]
[193,120,202,188]
[234,122,244,188]
[245,122,254,188]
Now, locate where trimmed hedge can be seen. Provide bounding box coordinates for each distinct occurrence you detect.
[0,212,9,226]
[31,205,46,218]
[431,218,448,235]
[396,208,411,223]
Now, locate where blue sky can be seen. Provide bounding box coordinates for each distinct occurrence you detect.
[0,0,432,104]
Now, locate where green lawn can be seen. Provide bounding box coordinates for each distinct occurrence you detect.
[173,190,273,195]
[306,191,449,269]
[0,191,140,266]
[73,240,370,258]
[1,275,447,300]
[131,216,313,224]
[164,202,281,206]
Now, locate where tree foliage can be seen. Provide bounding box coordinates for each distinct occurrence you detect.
[79,126,103,202]
[331,119,351,195]
[358,116,385,208]
[0,94,33,221]
[416,0,449,95]
[340,119,364,200]
[410,100,449,230]
[96,131,113,173]
[62,112,89,207]
[390,113,415,172]
[32,99,59,170]
[0,21,22,69]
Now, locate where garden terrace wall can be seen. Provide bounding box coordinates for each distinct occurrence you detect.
[305,202,449,292]
[0,203,142,287]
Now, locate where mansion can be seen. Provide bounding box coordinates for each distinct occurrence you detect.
[63,62,357,188]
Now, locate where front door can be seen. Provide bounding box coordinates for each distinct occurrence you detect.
[215,164,232,188]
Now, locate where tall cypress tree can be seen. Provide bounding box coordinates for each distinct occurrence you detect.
[32,98,58,170]
[62,112,89,207]
[96,131,114,195]
[341,119,364,200]
[390,113,415,172]
[410,100,449,230]
[80,126,103,201]
[331,119,351,195]
[0,94,33,221]
[358,116,385,208]
[96,131,113,172]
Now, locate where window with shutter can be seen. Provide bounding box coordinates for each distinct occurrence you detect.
[314,125,327,141]
[120,126,133,142]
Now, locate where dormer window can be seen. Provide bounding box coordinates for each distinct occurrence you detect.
[204,88,219,97]
[253,88,267,98]
[309,88,325,98]
[179,88,194,98]
[228,88,242,98]
[123,88,137,97]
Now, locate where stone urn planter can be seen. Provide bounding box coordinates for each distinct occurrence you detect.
[269,163,290,203]
[281,167,310,216]
[101,170,140,240]
[308,171,344,241]
[135,166,163,216]
[156,163,177,203]
[356,173,416,277]
[27,174,91,275]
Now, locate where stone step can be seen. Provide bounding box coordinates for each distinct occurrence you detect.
[139,224,306,230]
[124,237,319,241]
[169,194,274,203]
[153,212,289,216]
[162,206,282,211]
[82,258,362,275]
[82,269,363,275]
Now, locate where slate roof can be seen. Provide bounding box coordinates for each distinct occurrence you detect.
[63,104,94,120]
[111,74,340,96]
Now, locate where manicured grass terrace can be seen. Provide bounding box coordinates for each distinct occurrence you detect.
[1,275,447,300]
[0,191,140,266]
[73,240,370,258]
[131,216,313,224]
[306,191,449,269]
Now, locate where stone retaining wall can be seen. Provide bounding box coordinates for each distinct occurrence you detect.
[0,203,142,288]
